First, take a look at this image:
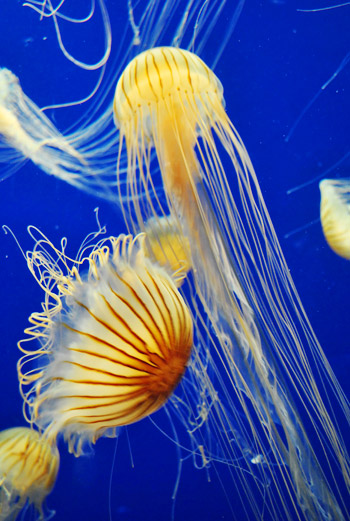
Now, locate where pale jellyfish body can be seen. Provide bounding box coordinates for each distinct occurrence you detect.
[0,427,59,521]
[113,47,350,521]
[0,68,119,199]
[320,178,350,258]
[0,69,81,170]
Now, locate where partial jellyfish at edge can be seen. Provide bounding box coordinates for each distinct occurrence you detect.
[0,426,59,521]
[319,178,350,258]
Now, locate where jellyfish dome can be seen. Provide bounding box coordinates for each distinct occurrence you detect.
[319,178,350,259]
[144,215,191,285]
[18,231,193,456]
[0,426,59,521]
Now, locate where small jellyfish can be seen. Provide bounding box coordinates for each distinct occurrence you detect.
[144,215,191,285]
[18,231,193,456]
[319,178,350,258]
[0,426,59,521]
[113,47,350,520]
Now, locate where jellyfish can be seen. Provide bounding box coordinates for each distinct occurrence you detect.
[319,178,350,259]
[112,47,350,520]
[18,229,193,457]
[0,426,59,521]
[144,215,191,285]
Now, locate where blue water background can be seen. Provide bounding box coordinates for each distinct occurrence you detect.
[0,1,349,520]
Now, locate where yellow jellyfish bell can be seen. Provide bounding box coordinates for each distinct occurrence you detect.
[114,47,223,208]
[144,215,191,285]
[319,178,350,259]
[113,47,350,521]
[18,231,193,456]
[0,426,59,521]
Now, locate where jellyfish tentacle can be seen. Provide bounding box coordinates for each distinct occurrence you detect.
[23,0,112,71]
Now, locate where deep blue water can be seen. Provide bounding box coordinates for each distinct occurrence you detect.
[0,1,349,520]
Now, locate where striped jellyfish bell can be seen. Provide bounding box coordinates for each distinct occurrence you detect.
[18,232,193,456]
